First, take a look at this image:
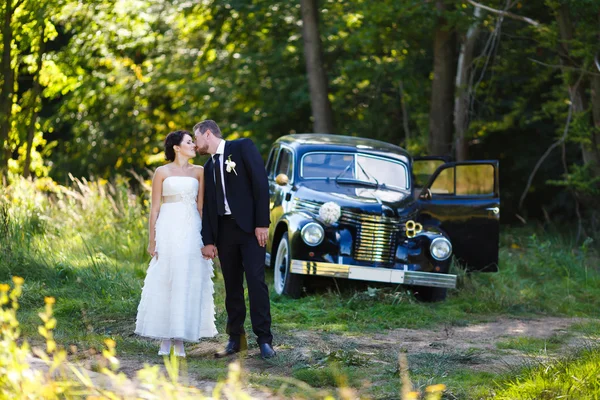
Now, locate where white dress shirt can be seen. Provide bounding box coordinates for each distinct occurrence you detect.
[212,139,232,215]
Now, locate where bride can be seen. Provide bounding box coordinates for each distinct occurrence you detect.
[135,130,217,357]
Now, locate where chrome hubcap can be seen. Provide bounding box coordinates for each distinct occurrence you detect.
[274,240,288,295]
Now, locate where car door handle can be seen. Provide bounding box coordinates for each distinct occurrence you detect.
[486,207,499,214]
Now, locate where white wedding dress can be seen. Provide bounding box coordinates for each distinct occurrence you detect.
[135,176,218,342]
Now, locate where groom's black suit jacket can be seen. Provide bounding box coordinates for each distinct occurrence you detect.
[202,139,270,245]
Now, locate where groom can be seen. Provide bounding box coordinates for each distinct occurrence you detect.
[194,120,276,359]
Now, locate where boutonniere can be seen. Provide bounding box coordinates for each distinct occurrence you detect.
[224,154,238,175]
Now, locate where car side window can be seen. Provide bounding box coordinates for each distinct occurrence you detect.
[456,164,494,195]
[413,159,446,189]
[430,167,455,195]
[429,164,495,196]
[275,148,292,178]
[265,147,279,178]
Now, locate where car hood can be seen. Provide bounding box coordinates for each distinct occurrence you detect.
[295,181,415,218]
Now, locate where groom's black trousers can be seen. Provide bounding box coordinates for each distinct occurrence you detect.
[216,215,273,345]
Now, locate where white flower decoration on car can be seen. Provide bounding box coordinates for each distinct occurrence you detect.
[225,154,238,175]
[318,201,342,225]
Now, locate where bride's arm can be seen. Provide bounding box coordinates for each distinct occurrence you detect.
[196,166,204,218]
[148,167,165,256]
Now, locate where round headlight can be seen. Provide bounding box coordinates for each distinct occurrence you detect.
[430,237,452,261]
[301,222,324,246]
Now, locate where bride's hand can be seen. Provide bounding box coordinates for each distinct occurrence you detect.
[147,242,158,258]
[202,244,217,260]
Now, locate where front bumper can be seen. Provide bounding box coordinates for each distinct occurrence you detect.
[291,260,456,289]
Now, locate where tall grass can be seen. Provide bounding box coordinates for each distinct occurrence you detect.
[0,174,148,271]
[449,230,599,317]
[0,174,151,341]
[2,174,599,330]
[0,278,267,399]
[1,174,599,399]
[492,346,600,399]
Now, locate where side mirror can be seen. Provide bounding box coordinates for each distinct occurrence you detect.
[419,188,432,200]
[275,173,289,186]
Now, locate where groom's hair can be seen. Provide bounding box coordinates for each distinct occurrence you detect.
[164,130,190,161]
[193,120,222,139]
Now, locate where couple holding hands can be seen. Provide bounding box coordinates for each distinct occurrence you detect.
[134,120,276,360]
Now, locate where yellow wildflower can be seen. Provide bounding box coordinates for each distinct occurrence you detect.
[12,276,24,285]
[44,297,56,305]
[425,384,447,392]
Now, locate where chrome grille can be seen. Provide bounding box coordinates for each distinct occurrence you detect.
[294,199,321,214]
[294,199,415,264]
[343,212,400,264]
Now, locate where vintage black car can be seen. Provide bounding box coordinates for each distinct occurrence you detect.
[265,134,499,301]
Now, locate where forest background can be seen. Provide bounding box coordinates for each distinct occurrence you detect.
[1,0,599,228]
[1,1,600,398]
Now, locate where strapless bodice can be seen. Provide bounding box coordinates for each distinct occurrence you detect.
[162,176,198,197]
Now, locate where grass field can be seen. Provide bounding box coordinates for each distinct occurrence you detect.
[1,175,599,399]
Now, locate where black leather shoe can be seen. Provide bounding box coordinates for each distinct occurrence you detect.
[259,343,276,359]
[214,335,248,359]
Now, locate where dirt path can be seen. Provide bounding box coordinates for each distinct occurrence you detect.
[263,316,598,374]
[33,316,598,397]
[240,317,600,373]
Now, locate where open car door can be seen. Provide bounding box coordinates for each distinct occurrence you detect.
[418,161,499,272]
[412,156,452,189]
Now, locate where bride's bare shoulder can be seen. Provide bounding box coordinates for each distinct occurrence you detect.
[192,164,204,179]
[153,165,171,181]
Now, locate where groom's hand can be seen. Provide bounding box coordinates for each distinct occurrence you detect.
[255,227,268,247]
[202,244,217,260]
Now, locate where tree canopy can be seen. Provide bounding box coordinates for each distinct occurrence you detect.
[0,0,598,225]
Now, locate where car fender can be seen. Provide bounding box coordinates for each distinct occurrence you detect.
[404,225,452,272]
[268,211,315,266]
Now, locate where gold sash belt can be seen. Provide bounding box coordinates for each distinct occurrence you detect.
[162,194,195,204]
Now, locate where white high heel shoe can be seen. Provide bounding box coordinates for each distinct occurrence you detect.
[173,340,186,358]
[158,339,171,356]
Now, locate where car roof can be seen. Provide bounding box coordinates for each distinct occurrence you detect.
[274,134,411,159]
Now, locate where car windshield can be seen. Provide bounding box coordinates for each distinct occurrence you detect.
[301,152,409,190]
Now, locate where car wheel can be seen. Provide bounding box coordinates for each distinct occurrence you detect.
[273,233,303,298]
[413,286,447,302]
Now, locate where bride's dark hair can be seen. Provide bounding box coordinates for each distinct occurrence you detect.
[164,130,191,161]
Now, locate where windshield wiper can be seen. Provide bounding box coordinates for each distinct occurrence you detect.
[356,159,379,186]
[378,183,407,193]
[335,178,378,188]
[334,161,354,182]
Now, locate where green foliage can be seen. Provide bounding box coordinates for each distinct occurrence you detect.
[570,320,600,337]
[0,278,265,399]
[547,161,600,207]
[496,335,568,353]
[1,0,599,220]
[1,176,599,398]
[492,347,600,399]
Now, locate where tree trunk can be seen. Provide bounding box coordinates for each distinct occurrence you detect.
[589,12,600,173]
[428,0,458,156]
[24,25,45,178]
[555,4,599,169]
[589,72,600,175]
[398,81,411,144]
[300,0,334,133]
[454,7,481,161]
[0,0,15,174]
